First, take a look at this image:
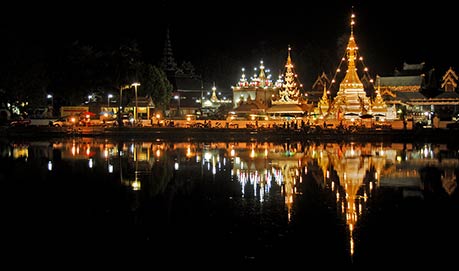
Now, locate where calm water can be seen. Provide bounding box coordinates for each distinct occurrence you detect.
[1,138,458,267]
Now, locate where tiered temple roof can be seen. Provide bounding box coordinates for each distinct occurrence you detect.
[267,47,310,115]
[272,46,303,105]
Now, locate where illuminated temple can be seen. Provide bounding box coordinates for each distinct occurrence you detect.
[231,60,278,115]
[317,13,390,121]
[231,47,311,119]
[267,46,311,117]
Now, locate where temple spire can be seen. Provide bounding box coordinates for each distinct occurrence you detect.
[329,11,371,119]
[342,12,362,87]
[160,27,178,73]
[210,82,219,103]
[259,60,266,87]
[273,46,303,104]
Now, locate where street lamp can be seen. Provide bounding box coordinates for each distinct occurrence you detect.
[47,94,53,117]
[174,93,181,117]
[119,84,131,127]
[107,94,113,108]
[131,82,140,122]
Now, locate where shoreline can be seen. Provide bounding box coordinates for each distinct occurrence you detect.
[1,126,457,143]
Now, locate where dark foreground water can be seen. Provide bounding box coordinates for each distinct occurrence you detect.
[1,138,458,267]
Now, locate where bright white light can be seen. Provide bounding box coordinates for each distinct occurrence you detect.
[204,152,212,161]
[108,164,113,173]
[88,158,93,168]
[174,162,179,170]
[48,161,53,171]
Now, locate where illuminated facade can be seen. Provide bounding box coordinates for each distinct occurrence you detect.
[231,60,277,111]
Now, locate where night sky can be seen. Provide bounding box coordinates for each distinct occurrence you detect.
[2,0,457,91]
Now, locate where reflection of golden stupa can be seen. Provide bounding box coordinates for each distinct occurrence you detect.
[316,143,372,257]
[442,168,457,195]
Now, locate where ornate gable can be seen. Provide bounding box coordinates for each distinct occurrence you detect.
[441,67,458,92]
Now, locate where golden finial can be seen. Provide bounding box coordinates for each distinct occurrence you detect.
[350,7,355,35]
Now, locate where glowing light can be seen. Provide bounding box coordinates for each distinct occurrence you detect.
[174,162,179,170]
[108,164,113,173]
[88,158,93,168]
[204,152,212,161]
[132,180,141,191]
[48,161,53,171]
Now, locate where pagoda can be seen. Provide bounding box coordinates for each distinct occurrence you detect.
[316,85,331,116]
[329,13,371,120]
[267,46,310,117]
[371,76,388,118]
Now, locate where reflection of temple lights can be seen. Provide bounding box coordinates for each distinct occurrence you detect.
[104,149,109,158]
[326,170,330,178]
[72,146,76,156]
[396,156,402,162]
[186,146,192,157]
[212,166,216,175]
[130,144,134,154]
[174,162,179,170]
[204,152,212,161]
[230,149,235,157]
[156,149,161,157]
[250,149,255,158]
[86,147,90,156]
[88,158,93,168]
[235,157,240,164]
[108,164,113,173]
[48,161,53,171]
[132,180,141,191]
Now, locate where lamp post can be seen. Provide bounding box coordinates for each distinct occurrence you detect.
[119,84,130,127]
[107,94,113,108]
[131,82,140,122]
[174,93,181,117]
[47,94,53,117]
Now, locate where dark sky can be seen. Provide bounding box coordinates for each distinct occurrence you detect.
[2,0,457,91]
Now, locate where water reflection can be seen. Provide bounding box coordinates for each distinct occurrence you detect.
[1,139,459,265]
